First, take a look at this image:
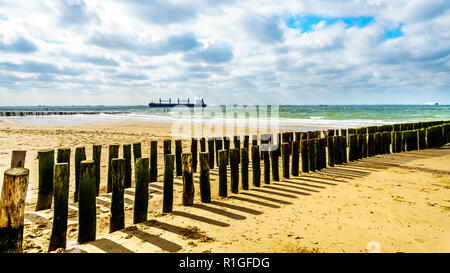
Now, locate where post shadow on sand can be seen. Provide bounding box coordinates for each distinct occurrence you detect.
[143,219,211,239]
[172,211,230,227]
[264,184,317,194]
[209,200,263,215]
[240,192,293,205]
[250,188,298,199]
[191,203,246,220]
[228,195,281,209]
[276,179,326,189]
[86,238,134,253]
[120,227,183,252]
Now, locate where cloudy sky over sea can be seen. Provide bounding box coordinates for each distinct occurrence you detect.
[0,0,449,105]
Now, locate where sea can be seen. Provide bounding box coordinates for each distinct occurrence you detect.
[0,105,449,131]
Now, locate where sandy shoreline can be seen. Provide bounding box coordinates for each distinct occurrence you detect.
[0,120,449,253]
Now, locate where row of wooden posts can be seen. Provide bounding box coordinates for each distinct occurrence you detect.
[1,120,449,252]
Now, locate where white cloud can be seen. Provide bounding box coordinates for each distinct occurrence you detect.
[0,0,448,105]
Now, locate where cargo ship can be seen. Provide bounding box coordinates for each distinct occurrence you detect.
[149,98,207,108]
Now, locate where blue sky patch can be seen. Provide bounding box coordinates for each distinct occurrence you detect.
[383,24,404,39]
[286,15,374,32]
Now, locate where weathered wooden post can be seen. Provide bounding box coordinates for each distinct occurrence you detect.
[357,134,363,159]
[74,147,86,202]
[348,135,356,161]
[327,136,334,167]
[36,149,54,210]
[240,148,249,190]
[182,153,194,206]
[224,137,230,164]
[281,143,290,179]
[48,163,69,251]
[418,129,426,150]
[252,134,258,146]
[333,136,340,165]
[191,138,198,173]
[308,139,316,171]
[340,136,347,163]
[362,135,368,158]
[215,137,223,167]
[234,136,241,149]
[207,138,215,169]
[252,146,261,187]
[218,150,228,197]
[123,144,132,188]
[0,168,29,253]
[200,137,206,152]
[107,145,119,193]
[320,138,327,169]
[150,141,158,182]
[244,135,249,150]
[367,134,374,156]
[175,140,183,176]
[300,140,309,172]
[291,141,300,176]
[230,148,240,194]
[134,158,149,224]
[163,139,172,156]
[261,145,270,184]
[133,142,142,161]
[199,152,211,203]
[78,160,96,244]
[110,158,125,233]
[92,145,102,195]
[10,151,26,168]
[162,154,174,213]
[270,147,280,181]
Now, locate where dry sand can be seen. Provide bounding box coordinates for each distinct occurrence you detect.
[0,119,449,253]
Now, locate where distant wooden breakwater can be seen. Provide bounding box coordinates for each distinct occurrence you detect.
[0,111,120,117]
[0,120,449,252]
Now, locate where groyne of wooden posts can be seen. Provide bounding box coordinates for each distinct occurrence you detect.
[0,120,449,252]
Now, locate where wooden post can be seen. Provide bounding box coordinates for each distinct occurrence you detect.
[224,137,230,164]
[316,140,323,170]
[418,129,426,150]
[252,146,261,187]
[199,152,211,203]
[327,136,334,167]
[182,153,194,206]
[292,141,300,176]
[0,168,29,253]
[123,144,132,188]
[134,158,149,224]
[191,138,198,173]
[240,148,249,190]
[300,140,309,172]
[36,149,54,210]
[163,139,171,155]
[133,142,142,161]
[234,136,241,149]
[230,148,240,194]
[362,135,368,158]
[74,147,86,202]
[308,139,316,171]
[320,138,327,170]
[333,136,340,165]
[270,147,279,181]
[150,141,158,182]
[92,145,102,196]
[78,160,96,244]
[57,148,70,175]
[348,135,356,161]
[368,133,375,156]
[244,135,249,150]
[218,150,228,197]
[107,145,119,193]
[282,143,290,179]
[252,134,258,146]
[208,138,215,169]
[162,154,174,213]
[175,140,183,176]
[10,151,26,168]
[110,158,125,233]
[261,145,270,184]
[48,163,69,251]
[340,136,347,163]
[215,137,223,167]
[200,137,206,152]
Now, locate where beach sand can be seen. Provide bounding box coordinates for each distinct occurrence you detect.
[0,120,448,253]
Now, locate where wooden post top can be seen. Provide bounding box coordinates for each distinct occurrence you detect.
[4,168,29,177]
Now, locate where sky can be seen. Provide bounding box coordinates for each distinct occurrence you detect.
[0,0,449,106]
